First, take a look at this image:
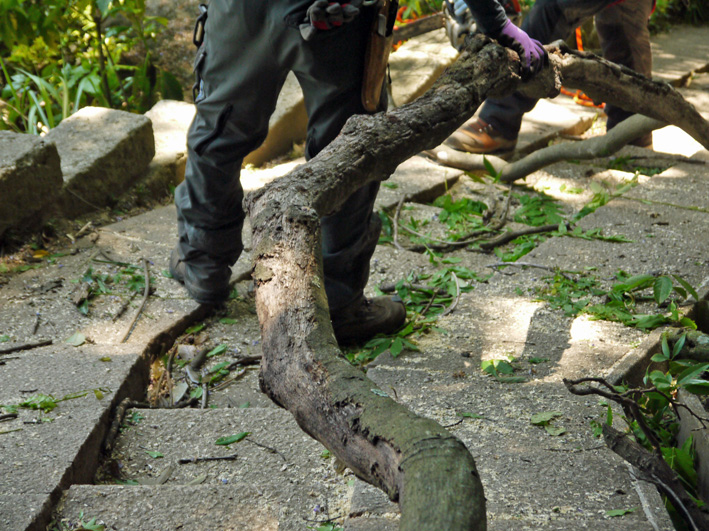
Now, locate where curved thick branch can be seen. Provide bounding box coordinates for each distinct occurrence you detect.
[245,34,709,530]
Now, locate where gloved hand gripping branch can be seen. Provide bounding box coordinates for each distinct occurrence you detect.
[492,19,546,77]
[300,0,375,41]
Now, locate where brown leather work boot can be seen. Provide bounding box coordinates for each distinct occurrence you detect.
[445,118,517,154]
[331,295,406,345]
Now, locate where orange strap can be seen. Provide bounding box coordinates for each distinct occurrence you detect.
[560,27,604,108]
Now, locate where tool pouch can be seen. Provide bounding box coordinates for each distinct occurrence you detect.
[361,0,398,113]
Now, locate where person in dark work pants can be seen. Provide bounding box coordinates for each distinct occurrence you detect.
[170,0,546,344]
[446,0,655,154]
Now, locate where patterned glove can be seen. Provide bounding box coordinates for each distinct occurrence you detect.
[493,19,547,78]
[300,1,362,41]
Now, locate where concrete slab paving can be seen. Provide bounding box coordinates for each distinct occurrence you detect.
[58,408,351,531]
[0,344,144,531]
[58,485,287,531]
[650,25,709,83]
[2,20,708,531]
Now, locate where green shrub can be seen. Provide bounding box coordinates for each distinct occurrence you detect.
[0,0,181,134]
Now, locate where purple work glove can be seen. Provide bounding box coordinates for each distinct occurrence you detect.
[493,19,547,78]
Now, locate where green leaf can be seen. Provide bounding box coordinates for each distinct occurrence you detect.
[189,387,203,399]
[19,394,58,413]
[483,156,498,179]
[672,274,699,301]
[653,276,673,305]
[0,335,10,342]
[185,323,205,335]
[651,352,669,363]
[528,357,549,364]
[496,376,527,384]
[219,318,237,325]
[239,401,250,408]
[321,449,332,459]
[145,450,164,458]
[676,363,709,387]
[390,337,404,357]
[66,332,86,347]
[481,359,515,376]
[215,432,250,446]
[679,317,697,330]
[371,389,389,397]
[605,508,636,517]
[96,0,112,17]
[661,334,671,359]
[207,344,228,358]
[672,333,687,358]
[545,425,566,436]
[531,411,562,426]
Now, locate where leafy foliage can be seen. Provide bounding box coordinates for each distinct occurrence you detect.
[344,265,488,365]
[650,0,709,33]
[0,0,181,134]
[537,269,698,330]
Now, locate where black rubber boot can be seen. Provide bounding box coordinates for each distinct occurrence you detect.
[169,248,230,305]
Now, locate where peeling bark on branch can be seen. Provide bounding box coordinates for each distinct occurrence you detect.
[246,34,709,530]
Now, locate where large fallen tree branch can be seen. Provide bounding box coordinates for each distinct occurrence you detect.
[246,35,709,530]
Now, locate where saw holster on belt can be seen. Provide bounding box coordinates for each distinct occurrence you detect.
[361,0,398,112]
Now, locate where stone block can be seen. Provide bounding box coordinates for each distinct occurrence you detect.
[46,107,155,218]
[0,344,145,531]
[144,99,195,188]
[0,131,62,241]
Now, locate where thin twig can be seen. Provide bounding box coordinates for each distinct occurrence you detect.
[225,356,262,371]
[379,282,446,295]
[200,383,209,409]
[75,221,94,239]
[438,272,460,319]
[393,197,405,251]
[545,445,605,452]
[487,261,573,281]
[211,368,248,392]
[442,418,464,428]
[66,188,103,212]
[178,453,238,465]
[121,257,151,343]
[389,212,496,251]
[112,291,139,321]
[0,413,19,422]
[478,223,564,250]
[0,339,52,356]
[488,184,514,231]
[245,439,287,461]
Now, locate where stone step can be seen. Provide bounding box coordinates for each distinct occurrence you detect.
[0,343,145,531]
[56,408,351,530]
